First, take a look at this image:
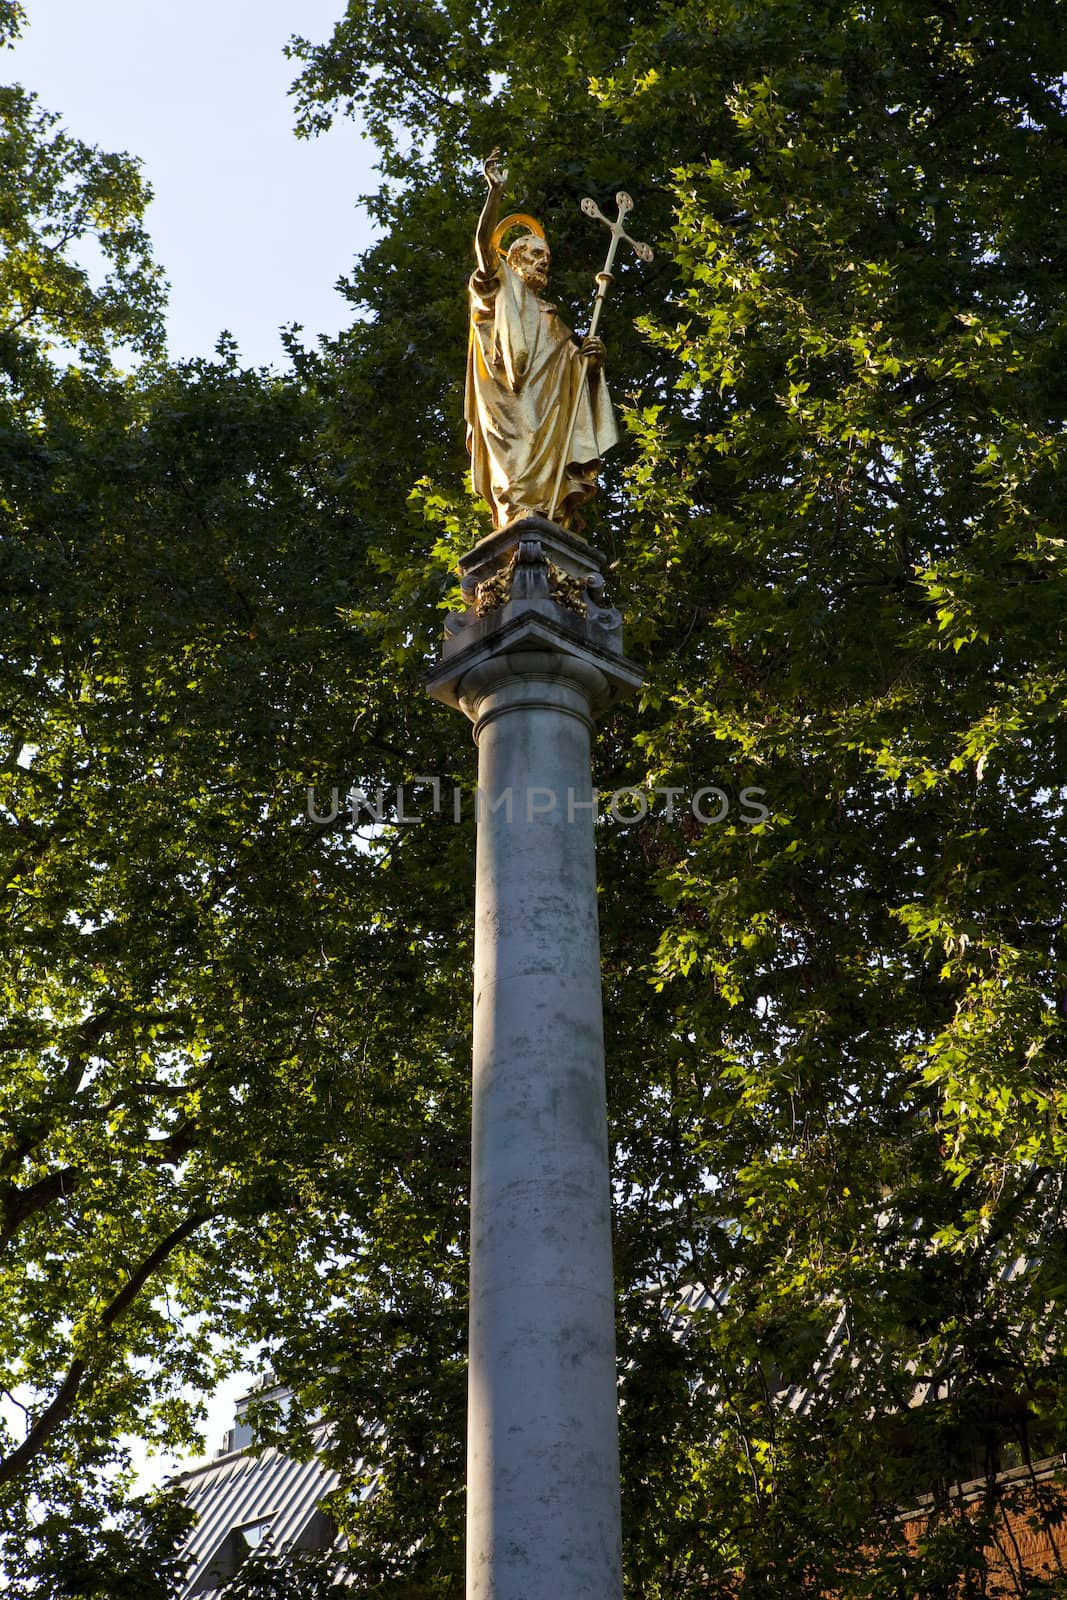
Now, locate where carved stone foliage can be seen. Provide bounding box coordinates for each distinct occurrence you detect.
[474,553,517,616]
[547,562,588,615]
[473,537,589,618]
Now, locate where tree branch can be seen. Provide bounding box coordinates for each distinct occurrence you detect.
[0,1166,81,1253]
[0,1207,212,1488]
[0,1006,117,1176]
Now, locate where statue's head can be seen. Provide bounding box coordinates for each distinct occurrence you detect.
[507,233,551,294]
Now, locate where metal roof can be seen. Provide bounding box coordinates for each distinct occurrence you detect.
[173,1436,343,1596]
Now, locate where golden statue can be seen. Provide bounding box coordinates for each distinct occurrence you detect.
[465,151,618,531]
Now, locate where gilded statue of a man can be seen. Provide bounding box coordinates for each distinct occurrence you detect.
[465,151,619,531]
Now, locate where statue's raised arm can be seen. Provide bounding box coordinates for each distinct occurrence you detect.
[474,150,508,283]
[464,154,619,532]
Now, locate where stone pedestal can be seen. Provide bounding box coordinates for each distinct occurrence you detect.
[428,517,642,1600]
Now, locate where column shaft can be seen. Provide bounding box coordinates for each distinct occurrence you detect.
[465,651,623,1600]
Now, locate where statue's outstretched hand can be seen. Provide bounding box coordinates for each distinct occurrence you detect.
[483,149,508,191]
[580,335,606,373]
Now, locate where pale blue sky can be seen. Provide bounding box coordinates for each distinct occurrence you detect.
[8,0,378,367]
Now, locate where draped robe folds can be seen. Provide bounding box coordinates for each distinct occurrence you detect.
[465,260,619,529]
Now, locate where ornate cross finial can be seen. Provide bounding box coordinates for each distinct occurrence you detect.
[579,193,654,344]
[582,192,654,277]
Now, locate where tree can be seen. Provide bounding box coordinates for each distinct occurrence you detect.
[215,1546,355,1600]
[3,1485,194,1600]
[0,5,164,397]
[280,0,1067,1594]
[0,311,479,1578]
[0,13,471,1582]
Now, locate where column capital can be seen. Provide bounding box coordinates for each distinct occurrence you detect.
[427,611,643,726]
[426,514,643,723]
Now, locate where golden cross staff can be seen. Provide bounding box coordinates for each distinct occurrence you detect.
[550,191,654,524]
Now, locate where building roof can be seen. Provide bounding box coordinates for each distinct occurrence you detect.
[172,1422,342,1595]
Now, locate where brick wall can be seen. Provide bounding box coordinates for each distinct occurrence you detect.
[903,1458,1067,1595]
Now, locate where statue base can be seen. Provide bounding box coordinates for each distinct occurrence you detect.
[427,514,641,715]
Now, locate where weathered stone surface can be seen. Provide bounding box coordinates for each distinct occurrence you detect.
[428,521,641,1600]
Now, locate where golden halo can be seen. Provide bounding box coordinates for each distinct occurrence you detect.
[490,212,547,261]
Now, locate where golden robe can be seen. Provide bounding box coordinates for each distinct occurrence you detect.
[465,261,619,529]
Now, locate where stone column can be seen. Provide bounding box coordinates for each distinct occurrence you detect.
[428,517,642,1600]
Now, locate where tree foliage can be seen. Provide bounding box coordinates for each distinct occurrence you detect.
[0,20,164,395]
[2,0,1067,1596]
[1,1485,194,1600]
[0,14,469,1580]
[283,1,1067,1594]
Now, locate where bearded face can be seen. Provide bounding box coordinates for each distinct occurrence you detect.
[508,236,551,294]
